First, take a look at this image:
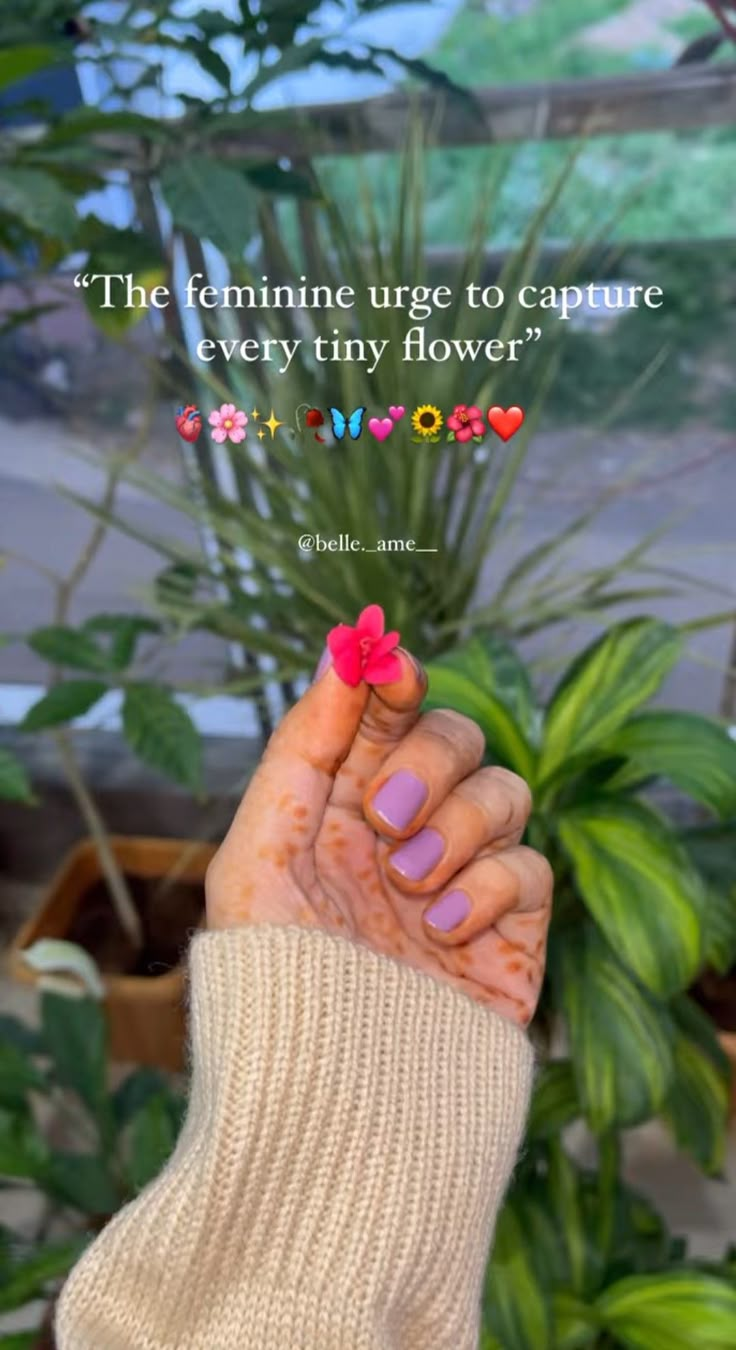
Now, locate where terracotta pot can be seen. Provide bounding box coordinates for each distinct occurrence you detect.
[8,836,215,1072]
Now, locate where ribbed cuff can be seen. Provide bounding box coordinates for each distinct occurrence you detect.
[58,926,534,1350]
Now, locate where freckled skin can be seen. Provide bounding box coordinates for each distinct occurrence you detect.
[206,656,551,1027]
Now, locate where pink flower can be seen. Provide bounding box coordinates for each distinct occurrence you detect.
[446,404,485,443]
[209,403,247,444]
[327,604,401,687]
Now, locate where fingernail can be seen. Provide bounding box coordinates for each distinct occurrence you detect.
[313,648,331,682]
[390,827,444,880]
[424,889,472,933]
[371,770,428,830]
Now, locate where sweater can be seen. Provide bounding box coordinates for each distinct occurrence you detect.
[56,924,534,1349]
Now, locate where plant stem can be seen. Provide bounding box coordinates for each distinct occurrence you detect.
[53,730,143,949]
[46,385,157,950]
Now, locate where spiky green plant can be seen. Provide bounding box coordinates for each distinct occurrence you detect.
[68,145,683,692]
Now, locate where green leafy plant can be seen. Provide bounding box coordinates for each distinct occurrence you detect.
[426,617,736,1347]
[0,441,204,951]
[64,142,699,706]
[0,991,183,1344]
[0,1,464,337]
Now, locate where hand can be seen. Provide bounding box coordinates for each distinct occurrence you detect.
[206,648,553,1025]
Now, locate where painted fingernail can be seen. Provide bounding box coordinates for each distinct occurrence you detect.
[424,889,471,933]
[390,828,444,880]
[371,770,428,830]
[313,648,332,682]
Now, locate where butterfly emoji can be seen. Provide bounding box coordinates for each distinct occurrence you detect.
[328,406,366,441]
[175,404,202,443]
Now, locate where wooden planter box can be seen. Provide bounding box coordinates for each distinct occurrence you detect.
[8,836,215,1072]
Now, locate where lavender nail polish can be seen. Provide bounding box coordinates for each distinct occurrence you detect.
[424,890,471,933]
[390,828,444,880]
[372,771,428,831]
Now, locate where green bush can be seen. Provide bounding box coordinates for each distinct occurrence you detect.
[0,993,184,1339]
[426,616,736,1347]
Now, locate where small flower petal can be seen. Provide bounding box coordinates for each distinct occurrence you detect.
[211,427,228,443]
[456,425,473,443]
[327,624,358,658]
[233,410,248,426]
[333,642,364,686]
[446,414,462,432]
[356,604,385,640]
[365,652,402,685]
[369,630,400,661]
[220,403,236,419]
[208,410,222,426]
[229,426,246,443]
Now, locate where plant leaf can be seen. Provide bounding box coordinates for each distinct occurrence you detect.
[0,168,77,243]
[596,1270,736,1350]
[83,614,159,670]
[540,620,682,782]
[431,634,540,744]
[558,799,705,998]
[0,1107,48,1181]
[0,45,55,90]
[83,228,167,336]
[160,157,256,261]
[484,1201,552,1350]
[126,1094,177,1191]
[527,1061,579,1142]
[0,1237,87,1315]
[559,928,674,1132]
[663,996,730,1175]
[122,683,203,793]
[45,1153,119,1216]
[28,625,114,673]
[605,713,736,818]
[0,1043,45,1110]
[41,992,109,1124]
[424,665,537,782]
[0,750,34,804]
[112,1068,170,1129]
[21,680,108,730]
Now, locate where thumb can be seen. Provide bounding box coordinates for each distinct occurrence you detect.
[224,648,424,856]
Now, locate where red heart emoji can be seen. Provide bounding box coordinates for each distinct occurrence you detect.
[488,405,525,442]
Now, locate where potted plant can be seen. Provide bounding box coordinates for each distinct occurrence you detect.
[2,452,213,1071]
[0,985,184,1347]
[424,617,736,1344]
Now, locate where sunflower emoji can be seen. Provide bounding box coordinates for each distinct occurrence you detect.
[411,404,443,443]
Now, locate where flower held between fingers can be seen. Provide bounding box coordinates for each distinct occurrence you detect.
[327,605,401,687]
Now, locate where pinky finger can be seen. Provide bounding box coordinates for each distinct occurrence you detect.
[421,845,553,947]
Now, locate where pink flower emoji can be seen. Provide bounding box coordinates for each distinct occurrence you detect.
[209,402,247,444]
[327,604,401,687]
[446,403,485,443]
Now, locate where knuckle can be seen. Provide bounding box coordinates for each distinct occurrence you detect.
[491,766,533,818]
[520,846,554,902]
[421,708,486,763]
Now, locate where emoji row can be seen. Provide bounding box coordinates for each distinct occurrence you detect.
[175,402,526,446]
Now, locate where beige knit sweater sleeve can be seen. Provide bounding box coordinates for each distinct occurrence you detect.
[56,925,534,1350]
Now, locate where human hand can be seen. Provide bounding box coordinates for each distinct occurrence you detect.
[206,645,552,1026]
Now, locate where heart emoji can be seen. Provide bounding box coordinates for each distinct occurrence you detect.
[487,405,525,442]
[175,403,202,443]
[368,416,394,442]
[388,405,405,421]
